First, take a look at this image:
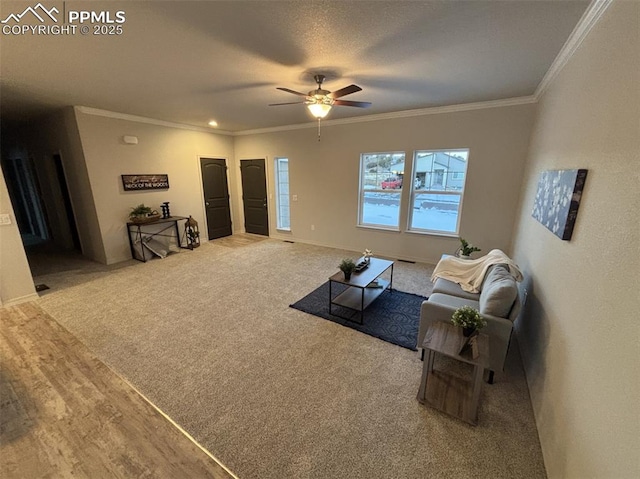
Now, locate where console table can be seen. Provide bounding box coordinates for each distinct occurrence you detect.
[126,216,190,262]
[417,321,489,425]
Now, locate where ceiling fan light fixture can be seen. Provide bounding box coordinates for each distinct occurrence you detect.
[307,102,332,119]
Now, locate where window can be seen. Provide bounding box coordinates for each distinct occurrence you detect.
[358,152,406,229]
[274,157,290,230]
[408,149,469,234]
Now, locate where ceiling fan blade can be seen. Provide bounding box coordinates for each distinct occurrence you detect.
[269,101,306,106]
[328,84,362,99]
[276,87,309,97]
[333,99,372,108]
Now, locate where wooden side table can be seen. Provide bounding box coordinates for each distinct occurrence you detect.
[417,322,490,425]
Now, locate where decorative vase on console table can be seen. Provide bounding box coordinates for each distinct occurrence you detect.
[161,201,171,219]
[184,216,200,249]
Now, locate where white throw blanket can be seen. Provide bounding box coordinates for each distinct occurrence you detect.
[431,249,523,293]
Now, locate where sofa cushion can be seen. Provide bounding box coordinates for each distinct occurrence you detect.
[480,264,507,289]
[432,277,481,301]
[427,293,480,311]
[479,265,517,318]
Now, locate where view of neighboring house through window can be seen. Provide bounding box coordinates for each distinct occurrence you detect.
[358,152,406,229]
[408,149,469,234]
[275,157,290,230]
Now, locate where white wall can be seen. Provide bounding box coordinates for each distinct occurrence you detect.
[511,2,639,478]
[0,171,38,306]
[28,108,105,262]
[235,103,535,263]
[74,110,236,264]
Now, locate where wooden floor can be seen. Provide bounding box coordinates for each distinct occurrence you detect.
[210,233,268,248]
[0,302,235,479]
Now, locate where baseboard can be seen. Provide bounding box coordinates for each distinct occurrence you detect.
[2,292,40,308]
[271,235,440,266]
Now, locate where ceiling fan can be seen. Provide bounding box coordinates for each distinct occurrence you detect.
[269,74,371,120]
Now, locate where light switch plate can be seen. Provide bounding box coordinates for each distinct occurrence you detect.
[0,214,11,225]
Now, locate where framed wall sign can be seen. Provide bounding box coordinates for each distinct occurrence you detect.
[531,168,588,241]
[121,174,169,191]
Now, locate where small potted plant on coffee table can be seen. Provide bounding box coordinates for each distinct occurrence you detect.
[451,305,487,337]
[339,258,356,281]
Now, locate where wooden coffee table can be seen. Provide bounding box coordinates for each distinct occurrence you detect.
[328,257,394,324]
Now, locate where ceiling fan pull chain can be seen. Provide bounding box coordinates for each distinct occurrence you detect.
[318,118,321,141]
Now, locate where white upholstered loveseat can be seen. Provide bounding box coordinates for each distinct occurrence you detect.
[417,253,523,382]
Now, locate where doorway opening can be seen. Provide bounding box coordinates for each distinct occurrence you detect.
[1,156,49,247]
[1,153,85,280]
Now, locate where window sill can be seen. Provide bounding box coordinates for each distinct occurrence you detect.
[405,229,458,238]
[276,227,291,233]
[356,224,401,233]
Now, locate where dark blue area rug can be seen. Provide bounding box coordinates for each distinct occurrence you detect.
[290,282,427,350]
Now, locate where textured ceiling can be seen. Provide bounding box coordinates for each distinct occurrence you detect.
[0,0,590,131]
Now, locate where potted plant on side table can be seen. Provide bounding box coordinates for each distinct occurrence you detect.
[451,305,487,337]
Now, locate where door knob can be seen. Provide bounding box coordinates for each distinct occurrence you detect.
[206,202,210,206]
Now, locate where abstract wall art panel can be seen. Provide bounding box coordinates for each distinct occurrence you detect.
[532,169,588,241]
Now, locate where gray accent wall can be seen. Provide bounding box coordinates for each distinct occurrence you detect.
[511,1,639,477]
[235,103,535,264]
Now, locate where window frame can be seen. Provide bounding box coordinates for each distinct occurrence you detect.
[407,148,470,236]
[357,151,406,231]
[274,157,290,231]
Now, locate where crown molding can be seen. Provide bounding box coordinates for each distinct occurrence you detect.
[75,96,536,138]
[73,106,233,135]
[234,96,537,136]
[535,0,613,99]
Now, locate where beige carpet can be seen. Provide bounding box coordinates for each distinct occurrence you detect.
[34,238,546,479]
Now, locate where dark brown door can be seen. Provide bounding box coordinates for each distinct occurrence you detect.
[200,158,232,239]
[240,159,269,236]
